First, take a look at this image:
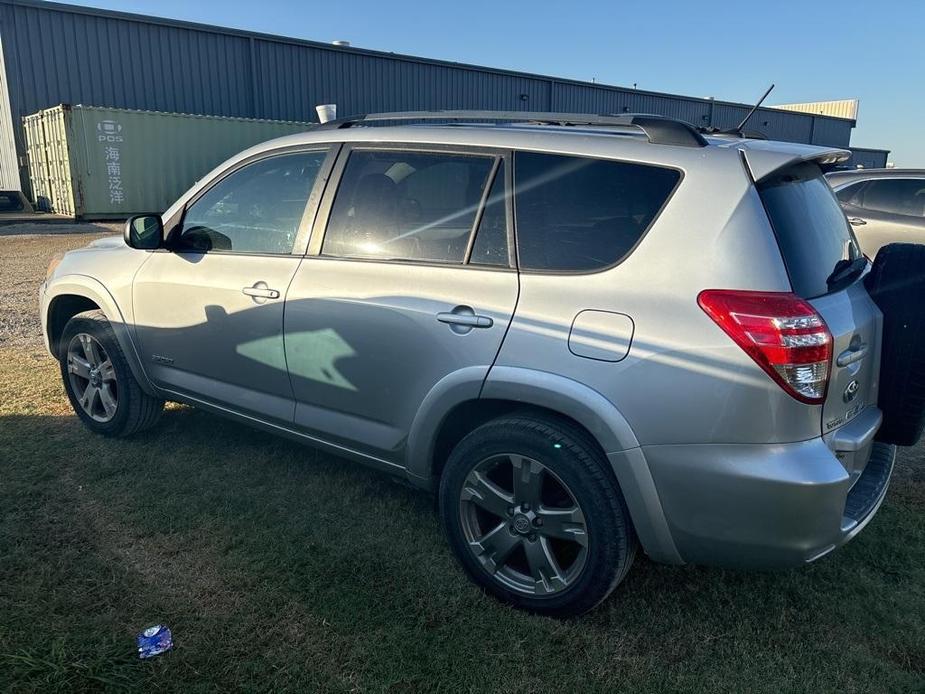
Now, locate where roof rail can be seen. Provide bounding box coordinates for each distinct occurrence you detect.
[315,110,708,148]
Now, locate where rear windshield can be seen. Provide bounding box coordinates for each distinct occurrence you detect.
[757,162,861,298]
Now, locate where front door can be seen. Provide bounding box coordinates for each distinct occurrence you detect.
[133,148,332,423]
[283,145,518,461]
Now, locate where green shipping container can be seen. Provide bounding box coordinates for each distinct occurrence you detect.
[23,104,313,218]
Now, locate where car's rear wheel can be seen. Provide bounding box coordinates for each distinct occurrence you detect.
[59,310,164,437]
[439,413,637,616]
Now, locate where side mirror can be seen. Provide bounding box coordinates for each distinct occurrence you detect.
[124,214,164,250]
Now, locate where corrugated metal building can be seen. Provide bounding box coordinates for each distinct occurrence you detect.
[0,0,863,196]
[845,147,891,169]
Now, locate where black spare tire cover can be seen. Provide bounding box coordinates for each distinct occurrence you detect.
[865,243,925,446]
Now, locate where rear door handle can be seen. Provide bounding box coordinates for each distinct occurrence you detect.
[847,217,867,226]
[242,282,280,301]
[837,343,868,367]
[437,306,493,333]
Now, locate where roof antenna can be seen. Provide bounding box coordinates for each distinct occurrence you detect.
[735,83,775,132]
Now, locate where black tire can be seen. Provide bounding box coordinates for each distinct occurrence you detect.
[865,243,925,446]
[59,310,164,437]
[439,413,637,617]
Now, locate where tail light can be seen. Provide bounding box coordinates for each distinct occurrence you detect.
[698,290,833,404]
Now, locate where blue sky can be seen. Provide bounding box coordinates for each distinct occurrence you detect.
[58,0,923,166]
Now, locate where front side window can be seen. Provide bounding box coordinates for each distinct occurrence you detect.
[513,152,680,272]
[322,150,496,263]
[177,150,327,254]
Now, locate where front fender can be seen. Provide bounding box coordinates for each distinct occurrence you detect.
[41,274,157,396]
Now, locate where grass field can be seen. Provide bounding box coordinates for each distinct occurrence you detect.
[1,231,923,692]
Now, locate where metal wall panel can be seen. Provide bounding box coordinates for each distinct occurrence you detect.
[0,32,19,189]
[810,117,853,147]
[252,39,550,119]
[0,0,861,196]
[845,147,890,169]
[1,3,253,118]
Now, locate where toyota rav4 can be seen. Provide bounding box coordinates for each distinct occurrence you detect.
[40,112,925,615]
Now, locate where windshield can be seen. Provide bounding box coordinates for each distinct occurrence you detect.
[757,162,862,298]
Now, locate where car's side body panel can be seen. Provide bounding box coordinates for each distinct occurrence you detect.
[41,122,891,577]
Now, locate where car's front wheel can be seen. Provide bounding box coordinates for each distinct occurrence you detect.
[439,413,637,616]
[59,310,164,437]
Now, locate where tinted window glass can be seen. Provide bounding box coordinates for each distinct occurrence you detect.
[835,181,866,205]
[469,161,509,266]
[514,152,680,272]
[323,150,495,263]
[178,151,326,254]
[758,162,861,298]
[860,179,925,217]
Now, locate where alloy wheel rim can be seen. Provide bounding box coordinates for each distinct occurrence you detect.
[66,333,118,423]
[458,453,588,596]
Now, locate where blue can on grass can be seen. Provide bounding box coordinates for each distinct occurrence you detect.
[137,625,173,659]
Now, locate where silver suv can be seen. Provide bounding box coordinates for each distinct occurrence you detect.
[40,112,923,616]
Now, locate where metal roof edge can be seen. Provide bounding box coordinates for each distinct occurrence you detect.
[3,0,857,125]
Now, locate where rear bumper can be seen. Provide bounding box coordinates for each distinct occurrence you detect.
[640,411,894,568]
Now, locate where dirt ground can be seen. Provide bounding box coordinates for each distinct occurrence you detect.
[0,224,117,352]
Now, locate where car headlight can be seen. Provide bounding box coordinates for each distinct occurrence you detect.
[46,252,65,279]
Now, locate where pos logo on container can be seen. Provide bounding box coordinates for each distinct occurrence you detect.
[97,120,124,142]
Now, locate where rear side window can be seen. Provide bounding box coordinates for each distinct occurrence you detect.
[322,150,496,263]
[859,179,925,217]
[513,152,680,272]
[758,162,861,298]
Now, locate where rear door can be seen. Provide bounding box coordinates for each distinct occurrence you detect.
[758,162,881,467]
[283,144,517,463]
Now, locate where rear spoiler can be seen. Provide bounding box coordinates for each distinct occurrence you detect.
[740,144,851,182]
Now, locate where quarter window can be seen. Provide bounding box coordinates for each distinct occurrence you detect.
[513,152,680,272]
[468,161,509,267]
[835,181,867,205]
[322,150,496,263]
[177,150,327,254]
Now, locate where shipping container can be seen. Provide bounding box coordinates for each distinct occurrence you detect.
[22,104,312,218]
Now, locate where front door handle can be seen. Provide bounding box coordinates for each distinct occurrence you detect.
[242,281,280,302]
[437,306,493,334]
[847,217,867,226]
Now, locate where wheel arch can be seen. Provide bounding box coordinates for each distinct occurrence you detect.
[405,366,683,565]
[43,276,157,396]
[405,365,641,486]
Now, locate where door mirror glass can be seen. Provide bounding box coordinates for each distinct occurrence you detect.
[124,214,164,249]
